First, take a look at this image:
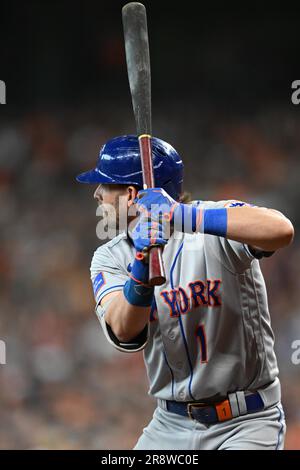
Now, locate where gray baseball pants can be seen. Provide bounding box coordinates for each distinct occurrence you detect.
[134,402,286,450]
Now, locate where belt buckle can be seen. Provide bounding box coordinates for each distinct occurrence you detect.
[187,402,207,420]
[187,399,233,423]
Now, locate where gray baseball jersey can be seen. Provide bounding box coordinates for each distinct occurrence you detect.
[91,199,279,402]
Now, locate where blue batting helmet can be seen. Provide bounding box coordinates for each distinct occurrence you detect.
[76,135,184,200]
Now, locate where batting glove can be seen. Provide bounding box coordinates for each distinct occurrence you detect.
[131,213,168,254]
[136,187,227,236]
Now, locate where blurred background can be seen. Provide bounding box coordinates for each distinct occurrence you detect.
[0,0,300,449]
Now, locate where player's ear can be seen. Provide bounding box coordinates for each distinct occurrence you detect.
[127,185,139,207]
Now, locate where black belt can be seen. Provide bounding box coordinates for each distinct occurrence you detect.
[165,392,264,424]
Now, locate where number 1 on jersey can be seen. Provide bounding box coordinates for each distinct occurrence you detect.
[195,324,208,363]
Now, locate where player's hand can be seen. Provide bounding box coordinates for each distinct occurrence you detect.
[131,213,168,255]
[136,187,178,223]
[136,187,198,234]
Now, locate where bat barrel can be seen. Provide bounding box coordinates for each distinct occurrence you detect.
[122,2,152,135]
[123,2,166,286]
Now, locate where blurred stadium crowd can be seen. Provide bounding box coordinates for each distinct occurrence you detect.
[0,103,300,449]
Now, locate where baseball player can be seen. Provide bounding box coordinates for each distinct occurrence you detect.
[77,134,294,450]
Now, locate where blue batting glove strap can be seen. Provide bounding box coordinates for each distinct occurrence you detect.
[123,279,154,307]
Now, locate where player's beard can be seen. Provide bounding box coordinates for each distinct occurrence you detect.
[113,195,129,232]
[96,195,133,239]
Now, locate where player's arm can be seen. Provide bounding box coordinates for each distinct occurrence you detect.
[136,189,294,253]
[224,206,294,252]
[101,290,151,343]
[99,213,166,344]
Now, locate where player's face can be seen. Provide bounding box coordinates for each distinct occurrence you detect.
[94,184,138,231]
[94,184,125,207]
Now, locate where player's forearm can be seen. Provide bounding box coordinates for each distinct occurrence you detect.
[225,206,294,251]
[103,244,156,342]
[174,202,294,251]
[136,188,295,252]
[105,292,151,343]
[171,203,293,251]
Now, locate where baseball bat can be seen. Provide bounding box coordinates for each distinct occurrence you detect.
[122,2,166,286]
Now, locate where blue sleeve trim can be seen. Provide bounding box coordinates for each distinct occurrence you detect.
[93,272,105,296]
[97,284,125,304]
